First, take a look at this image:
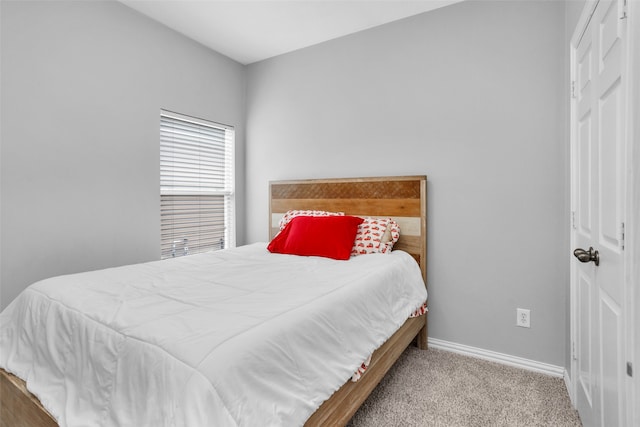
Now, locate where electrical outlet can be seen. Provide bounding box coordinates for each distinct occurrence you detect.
[517,308,530,328]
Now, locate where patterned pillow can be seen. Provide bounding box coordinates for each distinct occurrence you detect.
[381,220,401,254]
[351,218,401,256]
[278,209,344,230]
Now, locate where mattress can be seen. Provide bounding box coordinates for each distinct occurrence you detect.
[0,243,427,427]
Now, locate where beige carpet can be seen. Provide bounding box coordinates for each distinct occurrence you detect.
[347,347,582,427]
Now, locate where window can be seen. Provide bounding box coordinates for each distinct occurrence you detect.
[160,110,235,259]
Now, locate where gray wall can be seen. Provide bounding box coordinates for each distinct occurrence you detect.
[0,0,246,310]
[246,1,568,365]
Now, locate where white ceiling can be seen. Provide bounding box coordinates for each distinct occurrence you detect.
[119,0,463,65]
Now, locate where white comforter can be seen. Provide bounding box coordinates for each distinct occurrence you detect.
[0,243,427,427]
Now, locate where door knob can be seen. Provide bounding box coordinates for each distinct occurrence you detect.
[573,247,599,266]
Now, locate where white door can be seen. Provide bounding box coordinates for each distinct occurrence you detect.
[571,0,628,426]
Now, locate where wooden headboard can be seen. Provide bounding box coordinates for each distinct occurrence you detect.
[269,176,427,284]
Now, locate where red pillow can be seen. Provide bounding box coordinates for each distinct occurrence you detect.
[268,215,364,260]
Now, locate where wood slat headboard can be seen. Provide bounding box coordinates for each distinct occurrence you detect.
[269,176,427,283]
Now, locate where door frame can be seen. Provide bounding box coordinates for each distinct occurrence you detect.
[627,1,640,424]
[568,0,638,425]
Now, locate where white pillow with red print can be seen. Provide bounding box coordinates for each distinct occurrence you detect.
[278,209,344,231]
[351,217,400,256]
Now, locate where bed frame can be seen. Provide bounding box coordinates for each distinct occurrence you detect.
[269,175,428,426]
[0,175,427,427]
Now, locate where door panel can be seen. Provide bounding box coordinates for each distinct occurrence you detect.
[597,77,622,252]
[578,272,593,406]
[578,114,592,234]
[578,49,592,97]
[599,0,618,68]
[599,292,622,426]
[577,30,593,238]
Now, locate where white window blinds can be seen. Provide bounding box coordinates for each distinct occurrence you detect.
[160,110,235,259]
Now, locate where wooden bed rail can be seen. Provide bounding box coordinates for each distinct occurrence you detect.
[0,369,57,427]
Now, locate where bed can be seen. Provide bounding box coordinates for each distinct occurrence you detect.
[0,175,428,427]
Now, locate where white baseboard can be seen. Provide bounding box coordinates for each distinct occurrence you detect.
[427,337,565,378]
